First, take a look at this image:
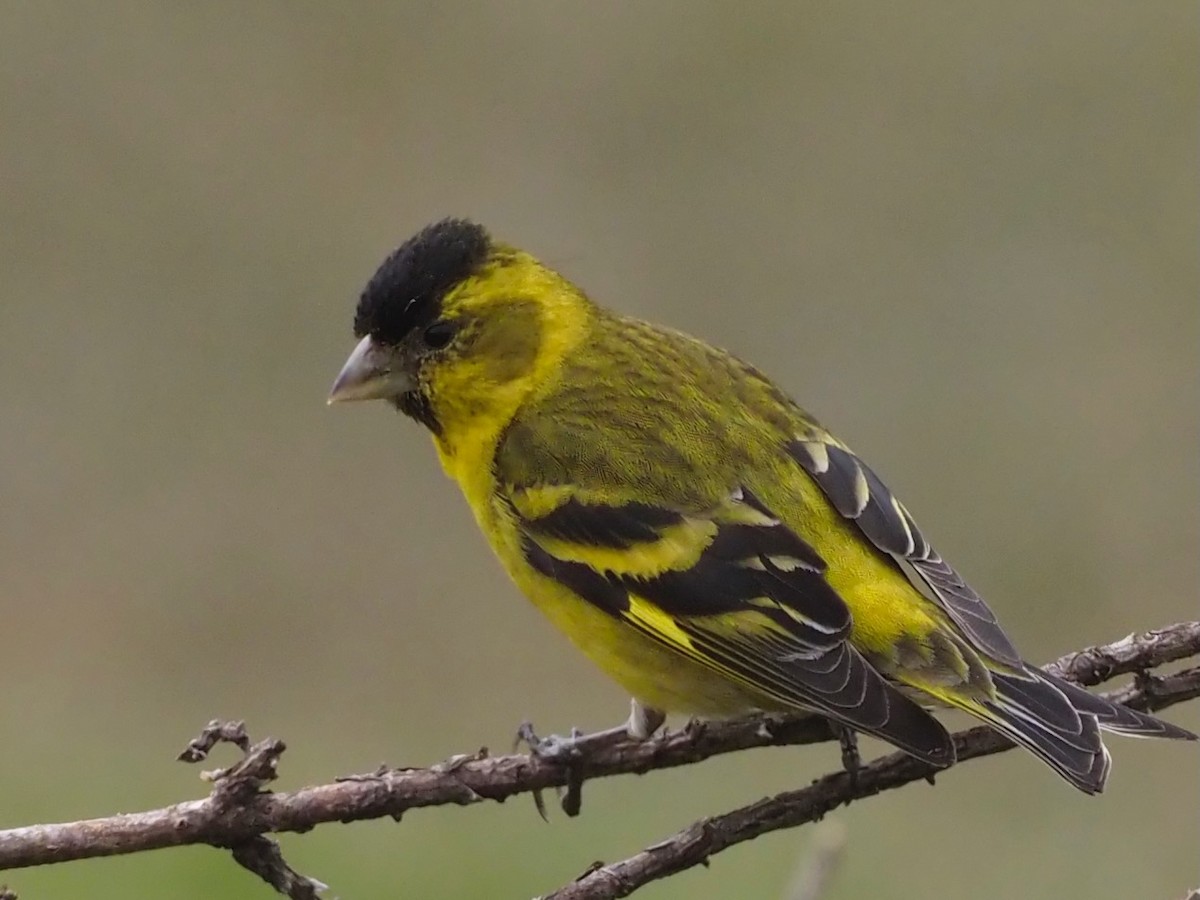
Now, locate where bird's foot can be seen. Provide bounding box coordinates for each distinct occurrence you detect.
[514,721,587,762]
[832,723,861,789]
[513,700,666,819]
[514,699,666,761]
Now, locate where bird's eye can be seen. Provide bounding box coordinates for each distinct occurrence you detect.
[422,320,457,350]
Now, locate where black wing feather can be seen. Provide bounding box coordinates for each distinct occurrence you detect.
[787,438,1023,667]
[528,498,684,548]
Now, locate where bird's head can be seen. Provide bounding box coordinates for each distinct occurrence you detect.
[329,219,588,443]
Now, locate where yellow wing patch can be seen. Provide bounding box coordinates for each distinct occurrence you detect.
[532,519,716,578]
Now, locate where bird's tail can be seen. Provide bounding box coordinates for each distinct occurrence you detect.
[973,668,1195,794]
[1040,671,1196,740]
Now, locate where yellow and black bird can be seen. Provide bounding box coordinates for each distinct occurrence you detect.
[329,218,1193,793]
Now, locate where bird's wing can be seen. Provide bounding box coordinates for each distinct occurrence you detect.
[784,426,1023,667]
[504,481,954,765]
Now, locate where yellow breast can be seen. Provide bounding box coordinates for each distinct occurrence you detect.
[433,434,772,716]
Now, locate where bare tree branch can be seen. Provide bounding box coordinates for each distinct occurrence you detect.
[0,622,1195,899]
[540,663,1200,900]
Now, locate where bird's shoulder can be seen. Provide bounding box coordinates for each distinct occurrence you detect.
[495,311,822,508]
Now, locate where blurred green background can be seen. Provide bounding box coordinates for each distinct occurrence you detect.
[2,3,1196,898]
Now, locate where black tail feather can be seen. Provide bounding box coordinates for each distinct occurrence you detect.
[981,666,1195,793]
[1042,671,1198,741]
[984,671,1110,794]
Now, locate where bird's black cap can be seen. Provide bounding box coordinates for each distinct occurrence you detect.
[353,218,492,344]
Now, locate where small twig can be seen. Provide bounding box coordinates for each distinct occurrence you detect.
[231,837,327,900]
[177,721,326,899]
[178,719,253,763]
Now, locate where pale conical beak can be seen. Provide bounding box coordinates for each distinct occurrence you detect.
[328,335,414,404]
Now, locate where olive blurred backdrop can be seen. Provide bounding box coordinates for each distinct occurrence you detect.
[1,3,1196,899]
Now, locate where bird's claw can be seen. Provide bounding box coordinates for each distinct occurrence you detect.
[514,722,587,762]
[512,703,665,820]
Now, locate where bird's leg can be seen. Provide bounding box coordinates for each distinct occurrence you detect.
[832,722,861,786]
[626,698,667,741]
[562,700,661,817]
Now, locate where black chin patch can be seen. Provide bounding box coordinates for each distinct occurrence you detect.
[354,219,491,345]
[392,391,441,435]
